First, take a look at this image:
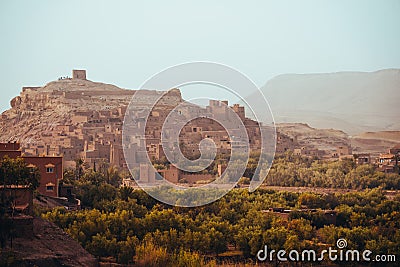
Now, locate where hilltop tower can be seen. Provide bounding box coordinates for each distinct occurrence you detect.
[72,69,87,80]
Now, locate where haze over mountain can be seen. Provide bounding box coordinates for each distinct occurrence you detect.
[246,69,400,135]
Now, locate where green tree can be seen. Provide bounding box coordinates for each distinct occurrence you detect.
[0,156,40,190]
[119,186,134,201]
[0,156,40,248]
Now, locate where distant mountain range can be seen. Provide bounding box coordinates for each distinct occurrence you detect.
[245,69,400,135]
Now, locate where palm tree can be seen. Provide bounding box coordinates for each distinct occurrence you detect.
[119,186,134,201]
[75,158,84,180]
[106,165,121,187]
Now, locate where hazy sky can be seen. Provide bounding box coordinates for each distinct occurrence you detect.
[1,0,399,112]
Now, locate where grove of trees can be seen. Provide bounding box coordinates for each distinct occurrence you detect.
[42,188,400,265]
[36,155,400,265]
[265,153,400,190]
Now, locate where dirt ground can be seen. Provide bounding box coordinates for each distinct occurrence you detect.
[2,217,97,267]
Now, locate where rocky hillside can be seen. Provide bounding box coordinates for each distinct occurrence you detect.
[351,131,400,156]
[1,79,130,144]
[277,123,351,151]
[0,78,180,147]
[3,217,97,266]
[277,123,399,156]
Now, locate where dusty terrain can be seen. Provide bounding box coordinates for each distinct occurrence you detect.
[3,217,97,267]
[277,122,350,151]
[277,123,399,156]
[351,131,400,156]
[0,79,135,145]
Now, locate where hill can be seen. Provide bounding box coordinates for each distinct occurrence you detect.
[351,130,400,156]
[0,78,180,146]
[2,217,97,266]
[277,123,350,151]
[246,69,400,135]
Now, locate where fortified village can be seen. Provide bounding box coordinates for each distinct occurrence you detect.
[0,70,398,197]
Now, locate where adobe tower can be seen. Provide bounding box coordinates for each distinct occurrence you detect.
[72,69,87,80]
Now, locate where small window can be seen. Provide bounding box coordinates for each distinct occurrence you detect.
[46,185,54,191]
[46,167,54,173]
